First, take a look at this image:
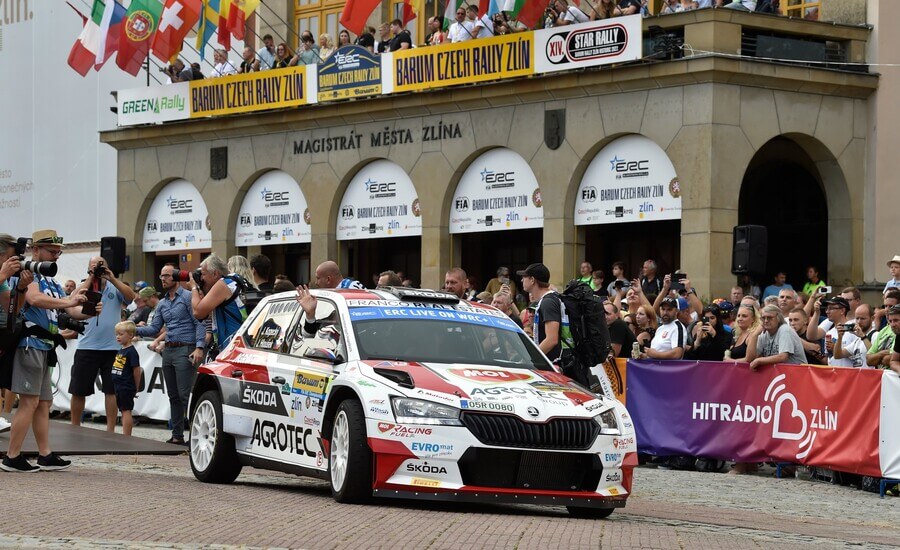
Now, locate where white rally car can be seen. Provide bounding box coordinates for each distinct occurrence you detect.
[188,287,636,518]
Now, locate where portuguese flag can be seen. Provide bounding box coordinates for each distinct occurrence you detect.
[116,0,164,77]
[67,0,126,76]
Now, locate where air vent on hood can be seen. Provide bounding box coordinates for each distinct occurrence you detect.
[373,368,415,389]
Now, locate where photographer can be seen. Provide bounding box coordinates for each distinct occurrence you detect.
[2,230,90,473]
[69,256,135,431]
[0,234,34,431]
[191,254,247,353]
[136,264,205,445]
[164,59,193,83]
[549,0,589,26]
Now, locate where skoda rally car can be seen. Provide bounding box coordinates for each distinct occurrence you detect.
[188,287,636,517]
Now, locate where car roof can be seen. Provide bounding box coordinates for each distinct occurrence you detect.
[257,287,503,313]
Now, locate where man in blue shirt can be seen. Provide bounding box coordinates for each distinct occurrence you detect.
[69,256,135,431]
[136,264,205,445]
[762,271,794,301]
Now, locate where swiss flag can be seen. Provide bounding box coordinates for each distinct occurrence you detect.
[151,0,202,63]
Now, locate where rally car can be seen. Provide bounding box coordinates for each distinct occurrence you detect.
[187,286,636,518]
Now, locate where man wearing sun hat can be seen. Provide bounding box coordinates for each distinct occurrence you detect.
[1,230,92,473]
[884,255,900,295]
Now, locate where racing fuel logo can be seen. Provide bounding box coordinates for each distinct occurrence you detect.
[377,423,433,437]
[448,368,532,383]
[691,374,839,460]
[405,461,448,474]
[545,23,628,65]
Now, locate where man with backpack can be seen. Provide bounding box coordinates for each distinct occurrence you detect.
[519,263,571,366]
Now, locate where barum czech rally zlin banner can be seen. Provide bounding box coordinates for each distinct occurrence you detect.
[625,361,883,476]
[317,45,381,102]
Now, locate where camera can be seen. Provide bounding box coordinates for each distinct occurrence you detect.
[13,237,57,277]
[192,268,203,288]
[840,321,856,331]
[58,312,86,335]
[614,280,631,290]
[172,270,192,282]
[818,285,832,294]
[92,262,108,279]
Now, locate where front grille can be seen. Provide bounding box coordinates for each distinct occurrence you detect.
[460,412,599,450]
[458,448,602,491]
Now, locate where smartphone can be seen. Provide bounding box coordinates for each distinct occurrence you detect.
[819,285,832,294]
[499,276,510,285]
[81,290,102,316]
[671,273,687,292]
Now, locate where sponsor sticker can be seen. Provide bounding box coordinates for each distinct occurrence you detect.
[613,437,634,449]
[405,461,448,474]
[411,477,441,487]
[411,442,454,455]
[292,370,330,399]
[448,368,533,383]
[377,422,433,437]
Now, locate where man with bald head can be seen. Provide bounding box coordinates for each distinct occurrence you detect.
[314,260,364,289]
[70,256,135,430]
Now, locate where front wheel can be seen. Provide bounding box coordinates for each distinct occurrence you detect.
[190,390,242,484]
[329,399,372,503]
[567,506,615,519]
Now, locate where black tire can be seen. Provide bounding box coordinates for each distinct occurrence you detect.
[329,399,372,503]
[189,390,242,484]
[567,506,615,519]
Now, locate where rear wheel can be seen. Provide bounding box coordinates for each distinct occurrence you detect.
[567,506,615,519]
[329,399,372,503]
[190,390,242,484]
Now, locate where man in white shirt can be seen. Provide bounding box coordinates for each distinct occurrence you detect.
[553,0,589,25]
[448,7,474,43]
[211,49,237,77]
[642,297,685,360]
[806,296,861,366]
[467,5,493,39]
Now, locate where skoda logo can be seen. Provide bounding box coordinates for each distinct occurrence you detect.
[527,406,539,418]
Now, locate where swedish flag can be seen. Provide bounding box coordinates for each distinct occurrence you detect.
[196,0,220,60]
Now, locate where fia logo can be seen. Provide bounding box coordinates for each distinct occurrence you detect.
[581,186,597,203]
[455,196,469,212]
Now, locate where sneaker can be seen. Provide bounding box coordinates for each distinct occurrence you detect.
[36,453,71,471]
[1,454,39,473]
[0,417,11,433]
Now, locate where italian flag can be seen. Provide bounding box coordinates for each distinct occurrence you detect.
[67,0,125,77]
[442,0,464,30]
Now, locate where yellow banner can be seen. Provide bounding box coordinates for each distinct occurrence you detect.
[391,33,534,93]
[189,66,308,118]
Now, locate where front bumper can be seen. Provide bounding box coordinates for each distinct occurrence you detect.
[373,486,628,509]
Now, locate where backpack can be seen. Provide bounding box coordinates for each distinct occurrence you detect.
[559,280,612,388]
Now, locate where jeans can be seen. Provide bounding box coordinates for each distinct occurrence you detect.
[161,346,196,439]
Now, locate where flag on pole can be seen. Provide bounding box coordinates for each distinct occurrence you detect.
[226,0,261,41]
[116,0,164,76]
[442,0,465,30]
[511,0,544,28]
[402,0,416,26]
[152,0,202,63]
[196,0,220,61]
[486,0,503,16]
[217,0,231,49]
[339,0,381,36]
[67,0,126,76]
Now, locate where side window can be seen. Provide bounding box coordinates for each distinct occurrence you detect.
[244,299,302,353]
[288,299,346,361]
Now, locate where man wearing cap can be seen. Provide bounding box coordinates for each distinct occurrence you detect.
[884,256,900,295]
[69,256,136,431]
[2,230,91,473]
[641,297,685,360]
[519,263,574,367]
[806,296,863,367]
[746,304,807,370]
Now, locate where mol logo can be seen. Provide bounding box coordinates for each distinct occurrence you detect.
[581,186,597,203]
[454,196,469,212]
[448,368,532,383]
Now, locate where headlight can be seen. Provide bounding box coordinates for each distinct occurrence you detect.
[391,397,463,426]
[593,409,620,436]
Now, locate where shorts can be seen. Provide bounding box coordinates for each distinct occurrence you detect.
[69,349,117,396]
[11,348,53,400]
[115,389,136,412]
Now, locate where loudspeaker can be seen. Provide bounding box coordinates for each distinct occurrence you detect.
[100,236,127,276]
[731,225,767,275]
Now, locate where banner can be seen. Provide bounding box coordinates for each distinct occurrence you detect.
[235,170,311,246]
[117,82,190,125]
[384,32,534,94]
[625,360,883,476]
[881,372,900,479]
[534,15,642,74]
[142,178,212,252]
[189,65,312,118]
[575,135,681,225]
[52,340,173,422]
[317,45,381,102]
[449,148,542,234]
[336,159,422,241]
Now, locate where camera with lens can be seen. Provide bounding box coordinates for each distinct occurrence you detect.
[172,270,192,282]
[12,237,57,277]
[840,321,856,331]
[57,312,86,335]
[192,268,203,289]
[92,261,108,279]
[614,280,631,290]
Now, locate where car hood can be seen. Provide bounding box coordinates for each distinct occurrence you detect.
[360,361,606,421]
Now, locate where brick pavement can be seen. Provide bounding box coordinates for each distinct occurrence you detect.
[1,453,897,549]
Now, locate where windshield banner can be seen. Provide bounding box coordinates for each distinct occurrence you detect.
[349,306,520,331]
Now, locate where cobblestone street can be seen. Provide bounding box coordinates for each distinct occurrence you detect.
[2,422,898,550]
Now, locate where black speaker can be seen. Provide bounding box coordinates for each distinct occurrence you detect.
[100,236,127,276]
[731,225,767,275]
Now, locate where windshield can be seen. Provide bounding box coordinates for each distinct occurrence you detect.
[351,317,552,370]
